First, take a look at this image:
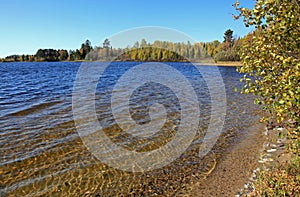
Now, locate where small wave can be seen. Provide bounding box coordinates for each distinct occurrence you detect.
[0,132,78,166]
[8,101,62,117]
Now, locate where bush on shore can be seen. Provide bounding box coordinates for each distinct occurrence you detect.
[234,0,299,195]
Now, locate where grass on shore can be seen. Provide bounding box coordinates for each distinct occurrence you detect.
[255,136,300,196]
[255,156,300,196]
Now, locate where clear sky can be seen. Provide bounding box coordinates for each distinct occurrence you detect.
[0,0,255,58]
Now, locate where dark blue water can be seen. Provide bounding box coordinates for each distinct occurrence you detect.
[0,62,261,196]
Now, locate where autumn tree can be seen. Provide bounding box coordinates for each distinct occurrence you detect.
[102,38,111,59]
[79,40,92,59]
[133,41,140,48]
[140,38,147,48]
[58,49,68,61]
[35,49,60,61]
[214,29,242,62]
[234,0,300,128]
[223,29,234,50]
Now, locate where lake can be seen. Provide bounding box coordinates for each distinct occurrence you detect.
[0,62,261,196]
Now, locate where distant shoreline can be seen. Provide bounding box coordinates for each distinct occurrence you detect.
[0,60,242,66]
[194,61,242,66]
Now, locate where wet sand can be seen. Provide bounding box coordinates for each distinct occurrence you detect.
[181,123,266,196]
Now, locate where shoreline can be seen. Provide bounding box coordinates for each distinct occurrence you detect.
[179,123,266,196]
[182,124,292,196]
[193,61,242,66]
[237,126,293,196]
[0,60,242,67]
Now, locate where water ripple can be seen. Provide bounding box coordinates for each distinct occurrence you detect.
[0,62,261,196]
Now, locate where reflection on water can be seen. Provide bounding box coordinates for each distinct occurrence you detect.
[0,62,261,196]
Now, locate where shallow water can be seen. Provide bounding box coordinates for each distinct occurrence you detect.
[0,62,261,196]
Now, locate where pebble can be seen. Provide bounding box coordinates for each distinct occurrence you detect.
[238,125,288,196]
[264,128,268,135]
[277,139,286,144]
[266,148,277,153]
[263,158,273,162]
[268,158,274,162]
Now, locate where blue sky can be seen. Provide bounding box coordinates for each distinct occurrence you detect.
[0,0,255,58]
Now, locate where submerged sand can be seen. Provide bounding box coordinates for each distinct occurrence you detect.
[178,123,266,196]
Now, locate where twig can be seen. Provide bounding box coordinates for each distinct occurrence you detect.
[203,152,217,179]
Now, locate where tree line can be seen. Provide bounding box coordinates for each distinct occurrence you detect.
[0,40,93,62]
[86,30,245,62]
[0,29,244,62]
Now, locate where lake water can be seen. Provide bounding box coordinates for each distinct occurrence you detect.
[0,62,261,196]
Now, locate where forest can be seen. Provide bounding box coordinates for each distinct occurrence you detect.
[0,29,244,63]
